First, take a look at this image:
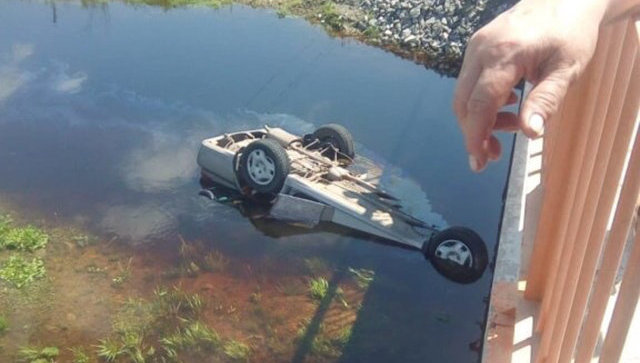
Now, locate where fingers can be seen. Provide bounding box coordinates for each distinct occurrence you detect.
[519,68,573,138]
[494,112,519,131]
[453,56,482,120]
[461,67,517,171]
[486,135,502,161]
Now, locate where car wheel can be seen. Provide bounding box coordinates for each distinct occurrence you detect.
[313,123,355,161]
[425,227,488,284]
[237,139,290,194]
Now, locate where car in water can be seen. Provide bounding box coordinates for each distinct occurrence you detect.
[196,124,488,283]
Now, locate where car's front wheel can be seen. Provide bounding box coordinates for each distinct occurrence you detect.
[424,227,488,284]
[237,139,290,194]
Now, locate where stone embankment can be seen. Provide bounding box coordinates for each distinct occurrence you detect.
[333,0,516,76]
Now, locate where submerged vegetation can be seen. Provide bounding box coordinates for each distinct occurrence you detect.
[0,208,363,362]
[223,340,251,361]
[0,315,7,335]
[69,347,91,363]
[309,277,329,301]
[348,267,375,289]
[161,320,221,358]
[0,215,48,252]
[94,285,227,362]
[17,346,59,363]
[0,215,49,288]
[0,255,46,288]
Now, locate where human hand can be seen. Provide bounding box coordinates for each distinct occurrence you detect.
[453,0,607,172]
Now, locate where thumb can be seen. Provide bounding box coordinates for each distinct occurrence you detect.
[520,70,573,138]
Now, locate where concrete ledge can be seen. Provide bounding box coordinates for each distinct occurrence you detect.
[483,129,545,363]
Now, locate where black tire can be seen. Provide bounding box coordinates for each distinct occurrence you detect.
[313,123,355,161]
[237,139,290,194]
[425,227,488,284]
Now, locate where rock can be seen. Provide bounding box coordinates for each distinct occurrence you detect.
[403,35,417,44]
[354,0,518,76]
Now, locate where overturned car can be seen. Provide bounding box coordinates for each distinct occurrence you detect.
[197,124,488,283]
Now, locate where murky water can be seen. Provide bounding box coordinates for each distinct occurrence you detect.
[0,1,513,362]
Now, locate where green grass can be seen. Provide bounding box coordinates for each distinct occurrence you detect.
[17,346,59,363]
[276,0,302,17]
[95,338,124,362]
[0,315,7,336]
[223,340,250,361]
[98,285,218,361]
[161,320,221,358]
[319,1,343,32]
[0,215,11,236]
[152,286,203,319]
[308,277,329,301]
[0,255,46,288]
[69,347,91,363]
[0,218,48,252]
[111,258,132,288]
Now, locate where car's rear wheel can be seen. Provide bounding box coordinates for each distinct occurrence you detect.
[237,139,290,194]
[425,227,488,284]
[313,123,355,162]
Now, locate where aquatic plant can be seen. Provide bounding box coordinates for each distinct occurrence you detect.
[249,291,262,304]
[308,277,329,301]
[95,338,124,362]
[113,298,155,336]
[223,340,251,361]
[160,320,221,358]
[152,286,203,319]
[202,250,229,273]
[335,287,349,308]
[17,345,59,363]
[0,255,46,288]
[348,267,375,289]
[69,347,90,363]
[334,326,352,347]
[296,318,351,358]
[0,315,7,335]
[111,258,132,288]
[71,234,95,248]
[0,214,11,236]
[0,224,48,252]
[84,264,108,275]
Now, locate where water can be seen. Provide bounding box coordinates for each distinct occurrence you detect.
[0,1,513,362]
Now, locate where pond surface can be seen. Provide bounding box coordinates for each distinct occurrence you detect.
[0,1,513,362]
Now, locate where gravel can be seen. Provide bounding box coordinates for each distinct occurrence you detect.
[340,0,517,77]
